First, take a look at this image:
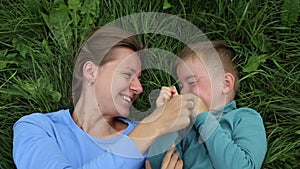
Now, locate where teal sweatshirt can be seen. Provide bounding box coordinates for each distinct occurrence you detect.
[147,101,267,169]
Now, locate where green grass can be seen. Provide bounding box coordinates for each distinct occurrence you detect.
[1,0,299,168]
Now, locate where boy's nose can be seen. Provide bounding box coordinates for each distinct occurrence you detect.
[180,86,193,95]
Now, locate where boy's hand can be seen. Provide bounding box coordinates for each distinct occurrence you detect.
[156,86,179,107]
[188,96,208,117]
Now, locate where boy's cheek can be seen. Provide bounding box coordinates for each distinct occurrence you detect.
[190,87,201,97]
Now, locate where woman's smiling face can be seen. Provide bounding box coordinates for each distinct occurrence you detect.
[94,46,143,117]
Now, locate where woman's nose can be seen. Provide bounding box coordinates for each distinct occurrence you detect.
[130,78,143,94]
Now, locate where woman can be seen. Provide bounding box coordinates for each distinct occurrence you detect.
[13,26,201,169]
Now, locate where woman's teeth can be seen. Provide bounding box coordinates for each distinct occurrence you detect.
[123,96,131,103]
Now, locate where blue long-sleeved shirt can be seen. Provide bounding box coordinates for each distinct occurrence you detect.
[13,109,145,169]
[148,101,267,169]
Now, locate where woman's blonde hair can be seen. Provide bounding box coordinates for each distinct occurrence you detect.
[72,26,144,105]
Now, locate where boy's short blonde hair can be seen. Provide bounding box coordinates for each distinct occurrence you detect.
[176,41,240,94]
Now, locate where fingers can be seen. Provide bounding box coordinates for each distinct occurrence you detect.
[150,92,197,135]
[145,160,152,169]
[186,99,194,110]
[182,93,208,117]
[170,86,179,96]
[157,86,178,107]
[161,145,183,169]
[161,86,178,98]
[174,160,183,169]
[156,87,172,107]
[161,145,175,169]
[161,86,172,95]
[166,151,180,169]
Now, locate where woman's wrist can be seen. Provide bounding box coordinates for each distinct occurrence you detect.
[128,121,162,153]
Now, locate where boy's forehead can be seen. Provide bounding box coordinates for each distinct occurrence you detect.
[177,57,204,69]
[176,58,206,76]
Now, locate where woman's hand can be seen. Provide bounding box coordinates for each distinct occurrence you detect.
[143,93,196,134]
[145,145,183,169]
[129,93,204,153]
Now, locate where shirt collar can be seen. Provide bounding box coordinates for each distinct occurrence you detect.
[211,100,237,120]
[222,100,237,113]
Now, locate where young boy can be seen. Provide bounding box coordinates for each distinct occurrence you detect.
[147,41,267,169]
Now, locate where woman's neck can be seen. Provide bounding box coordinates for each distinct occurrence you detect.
[72,109,128,138]
[72,93,128,138]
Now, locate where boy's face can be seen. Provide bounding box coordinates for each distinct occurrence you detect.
[176,58,225,110]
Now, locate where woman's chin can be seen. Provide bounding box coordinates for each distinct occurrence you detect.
[115,107,130,117]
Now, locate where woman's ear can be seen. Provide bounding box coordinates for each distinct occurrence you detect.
[222,73,235,94]
[82,61,98,84]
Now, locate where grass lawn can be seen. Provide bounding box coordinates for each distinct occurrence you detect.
[0,0,299,168]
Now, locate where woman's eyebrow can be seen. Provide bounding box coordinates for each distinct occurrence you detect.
[121,67,139,73]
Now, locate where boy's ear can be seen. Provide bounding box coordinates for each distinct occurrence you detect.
[222,73,235,94]
[82,61,98,83]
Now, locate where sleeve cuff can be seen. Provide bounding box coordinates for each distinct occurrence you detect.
[193,112,219,143]
[147,132,178,157]
[102,135,144,158]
